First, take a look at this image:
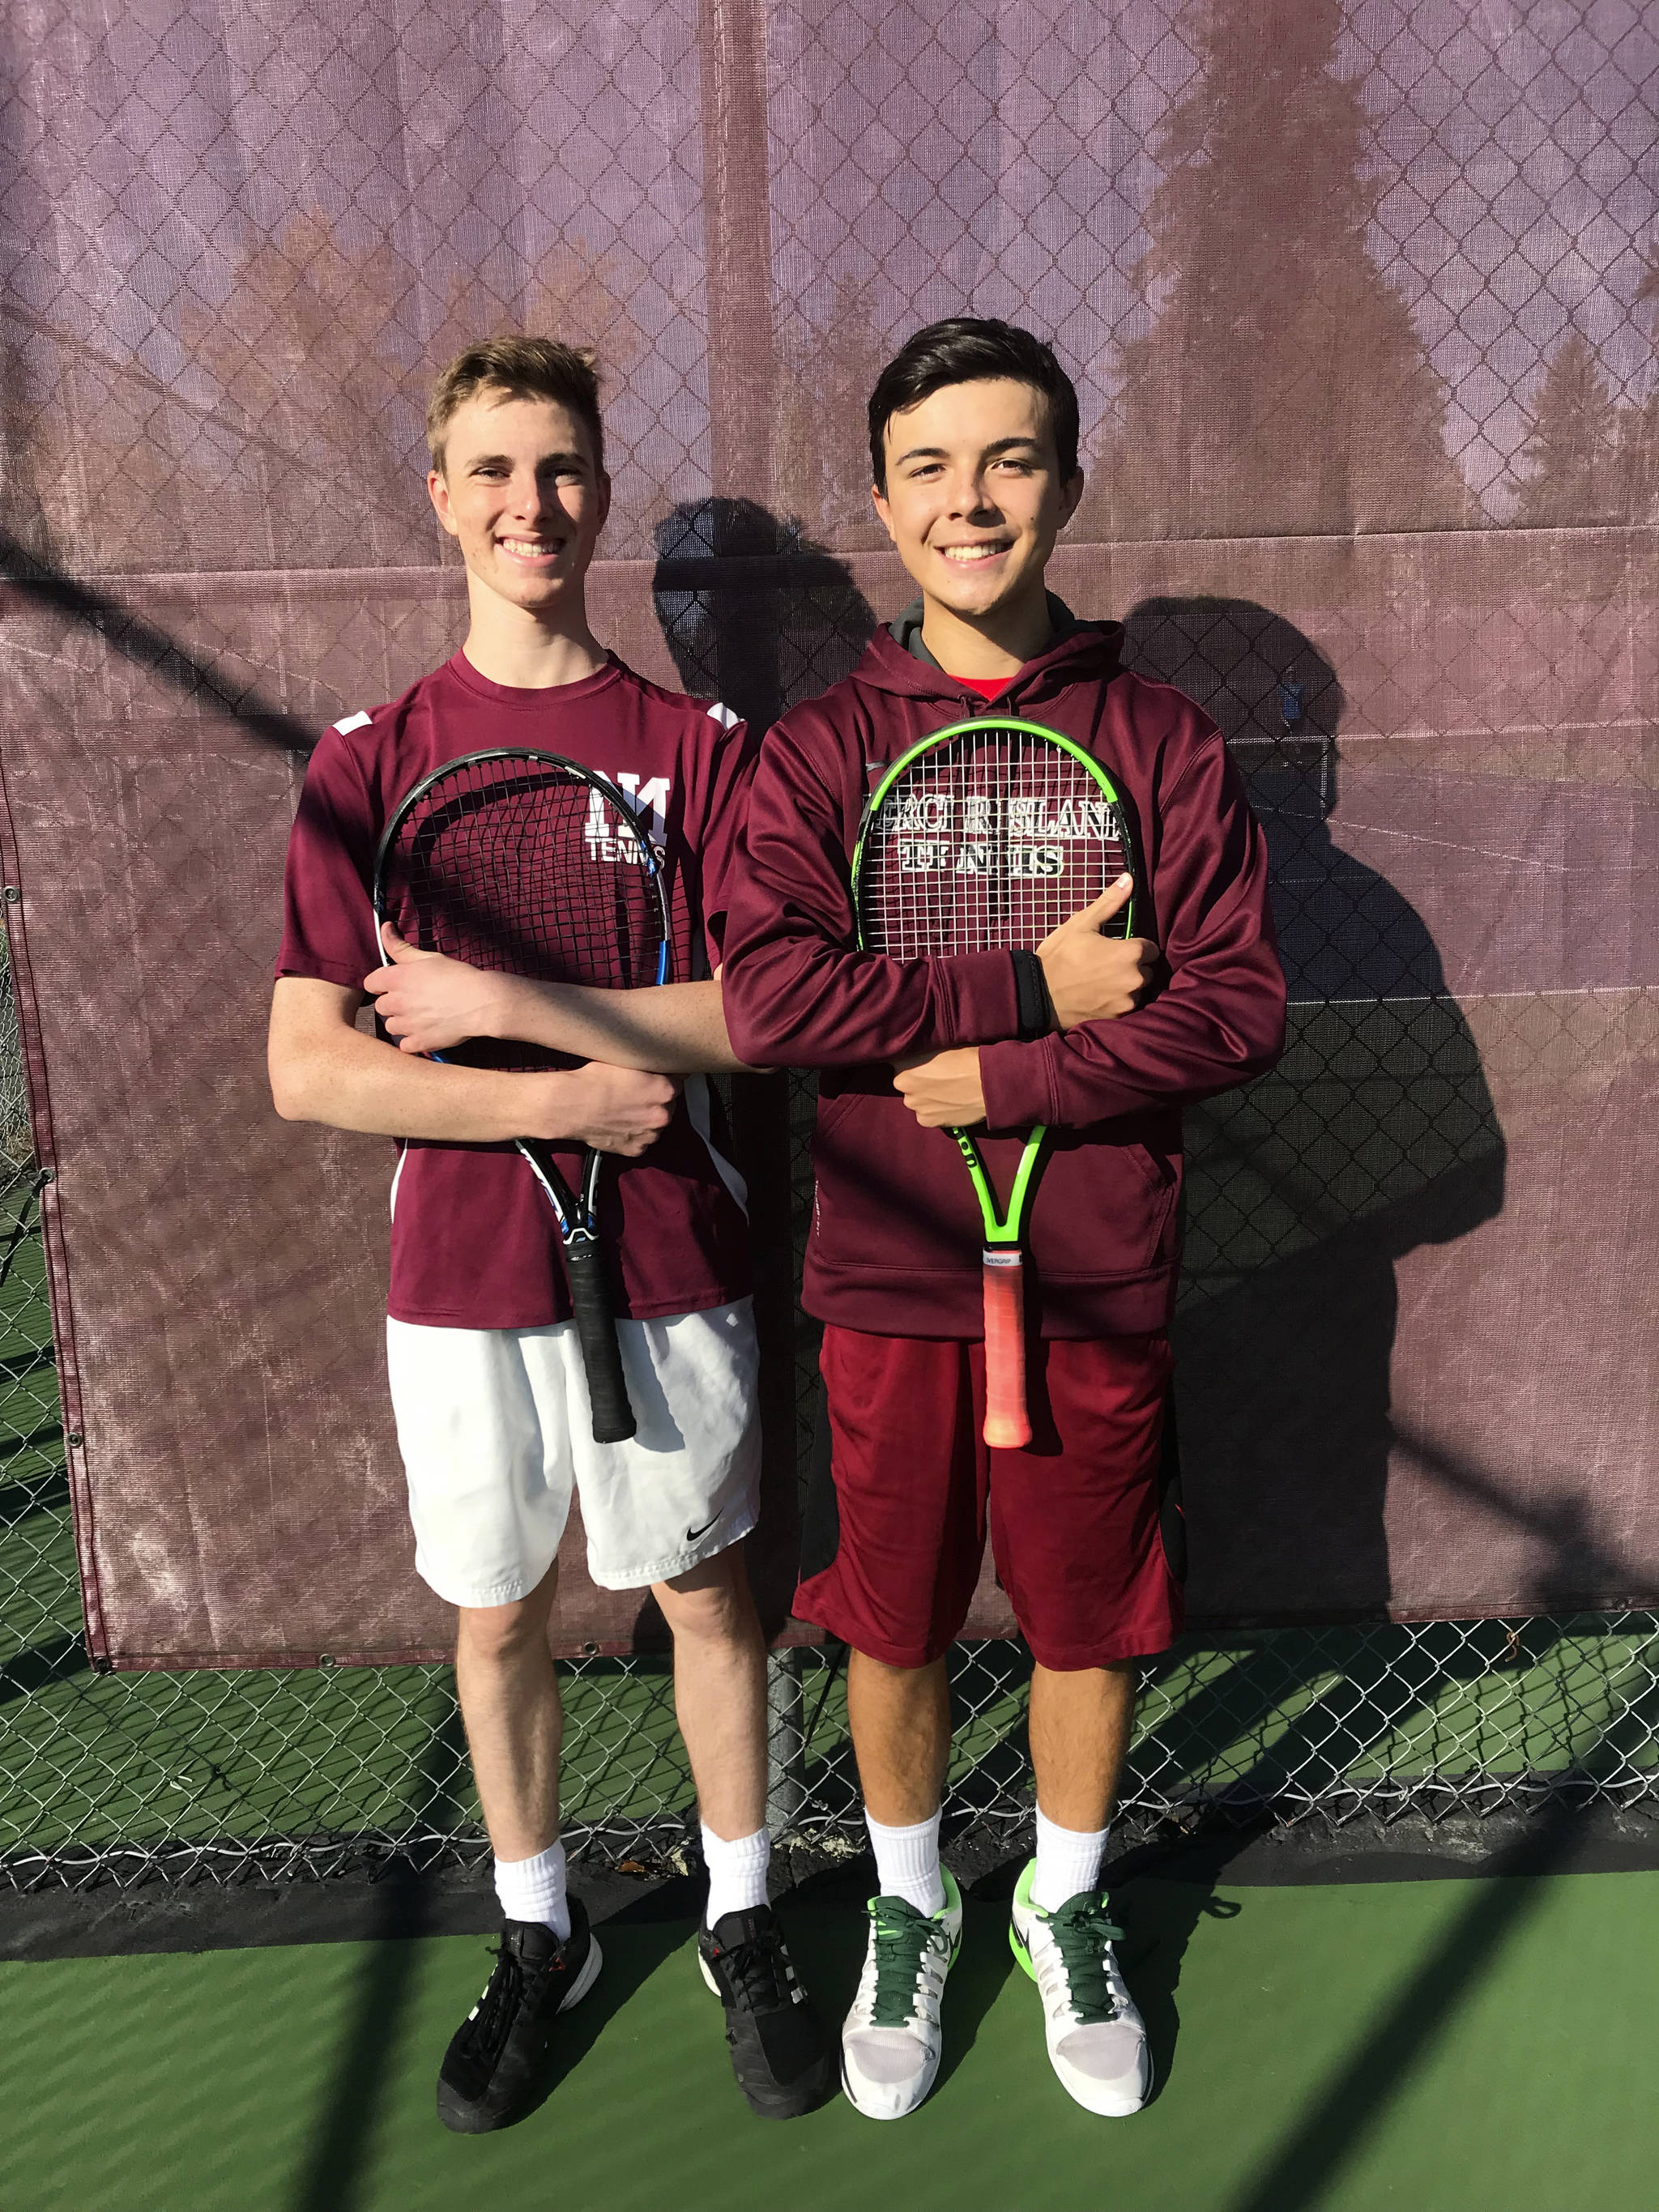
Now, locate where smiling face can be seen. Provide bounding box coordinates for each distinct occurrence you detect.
[428,390,610,620]
[871,377,1082,634]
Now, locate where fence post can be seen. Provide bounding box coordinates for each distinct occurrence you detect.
[766,1647,804,1839]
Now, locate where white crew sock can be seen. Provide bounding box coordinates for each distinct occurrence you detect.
[702,1823,771,1929]
[866,1809,946,1916]
[493,1838,571,1941]
[1031,1805,1109,1913]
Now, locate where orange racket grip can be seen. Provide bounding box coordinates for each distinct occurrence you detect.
[980,1248,1031,1449]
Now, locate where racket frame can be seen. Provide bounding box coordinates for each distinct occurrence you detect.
[371,748,671,1445]
[852,716,1135,1450]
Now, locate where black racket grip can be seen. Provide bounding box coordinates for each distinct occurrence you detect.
[564,1238,637,1444]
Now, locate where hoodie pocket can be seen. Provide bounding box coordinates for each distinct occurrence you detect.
[1121,1140,1178,1200]
[1035,1134,1181,1282]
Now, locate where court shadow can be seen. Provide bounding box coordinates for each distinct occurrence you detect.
[510,1918,694,2120]
[933,1900,1021,2091]
[1218,1665,1659,2212]
[288,1700,470,2212]
[1113,1866,1243,2103]
[650,496,877,741]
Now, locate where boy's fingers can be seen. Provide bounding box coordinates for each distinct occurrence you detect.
[1071,872,1134,927]
[379,918,431,960]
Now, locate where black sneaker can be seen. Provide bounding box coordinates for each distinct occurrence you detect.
[697,1904,836,2119]
[437,1901,603,2133]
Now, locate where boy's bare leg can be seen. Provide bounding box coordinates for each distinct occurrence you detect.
[655,1545,768,1840]
[1027,1659,1137,1832]
[846,1648,951,1825]
[659,1544,837,2117]
[454,1558,563,1859]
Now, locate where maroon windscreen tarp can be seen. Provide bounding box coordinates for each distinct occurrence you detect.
[1,0,1656,1667]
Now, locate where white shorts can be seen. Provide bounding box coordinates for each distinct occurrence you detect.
[385,1299,761,1608]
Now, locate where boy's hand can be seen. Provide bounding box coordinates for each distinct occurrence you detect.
[365,923,518,1051]
[542,1064,679,1155]
[1037,876,1158,1027]
[893,1047,985,1128]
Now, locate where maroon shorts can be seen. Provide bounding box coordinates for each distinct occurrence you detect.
[795,1323,1183,1673]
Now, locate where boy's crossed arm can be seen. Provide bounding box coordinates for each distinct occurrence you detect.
[267,976,679,1155]
[360,924,759,1075]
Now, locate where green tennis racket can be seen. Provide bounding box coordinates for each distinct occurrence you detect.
[853,715,1136,1447]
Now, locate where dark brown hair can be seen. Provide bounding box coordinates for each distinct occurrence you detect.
[868,318,1079,492]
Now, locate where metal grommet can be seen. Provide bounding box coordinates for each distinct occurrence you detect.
[65,1432,83,1448]
[2,886,19,903]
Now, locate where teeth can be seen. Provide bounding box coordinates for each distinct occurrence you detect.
[501,539,557,556]
[941,544,1006,560]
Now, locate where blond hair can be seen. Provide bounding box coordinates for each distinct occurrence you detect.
[426,336,603,474]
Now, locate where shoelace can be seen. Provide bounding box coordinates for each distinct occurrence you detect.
[1045,1895,1127,2025]
[458,1938,548,2056]
[866,1899,944,2024]
[709,1926,791,2013]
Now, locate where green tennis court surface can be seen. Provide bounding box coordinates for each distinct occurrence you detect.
[2,1869,1651,2212]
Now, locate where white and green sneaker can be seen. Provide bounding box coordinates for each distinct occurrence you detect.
[1009,1860,1150,2116]
[839,1870,963,2120]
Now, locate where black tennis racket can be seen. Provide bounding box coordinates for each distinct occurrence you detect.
[853,716,1135,1448]
[372,748,671,1444]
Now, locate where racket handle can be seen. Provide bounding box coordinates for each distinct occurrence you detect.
[980,1248,1032,1450]
[564,1238,638,1445]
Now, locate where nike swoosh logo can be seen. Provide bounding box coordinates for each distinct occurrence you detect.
[685,1513,722,1544]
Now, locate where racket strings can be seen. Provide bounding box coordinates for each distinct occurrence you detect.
[382,760,666,1072]
[390,764,662,987]
[860,731,1128,958]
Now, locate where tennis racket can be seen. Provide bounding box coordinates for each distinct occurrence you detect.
[853,716,1136,1450]
[371,748,671,1445]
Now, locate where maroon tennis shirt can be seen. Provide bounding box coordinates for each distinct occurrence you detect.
[276,650,755,1329]
[720,615,1288,1339]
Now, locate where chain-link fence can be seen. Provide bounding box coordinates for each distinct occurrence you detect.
[3,908,1657,1892]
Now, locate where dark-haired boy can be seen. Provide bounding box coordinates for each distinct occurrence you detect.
[270,337,832,2131]
[722,318,1285,2119]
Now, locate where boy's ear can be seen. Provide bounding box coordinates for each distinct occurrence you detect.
[428,467,458,536]
[870,483,897,545]
[1057,471,1085,530]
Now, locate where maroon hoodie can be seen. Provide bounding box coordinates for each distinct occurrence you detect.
[721,607,1287,1338]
